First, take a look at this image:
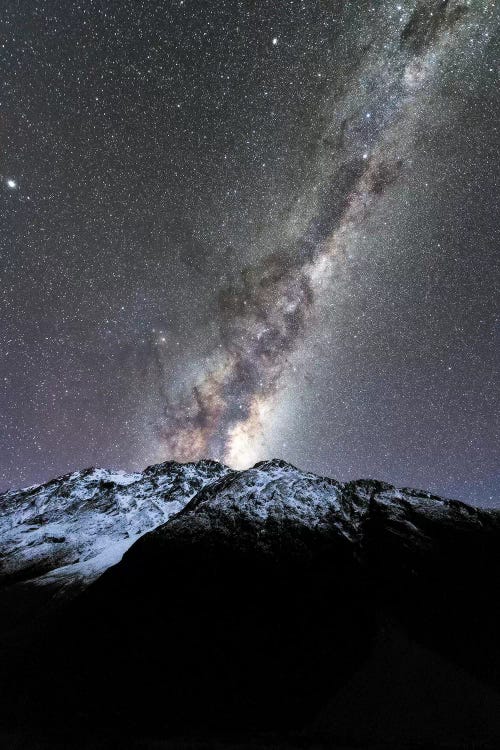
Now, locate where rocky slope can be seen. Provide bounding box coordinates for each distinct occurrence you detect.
[1,458,499,747]
[0,459,230,591]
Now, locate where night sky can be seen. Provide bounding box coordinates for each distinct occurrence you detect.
[1,1,498,505]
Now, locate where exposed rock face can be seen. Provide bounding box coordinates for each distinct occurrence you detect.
[1,458,499,747]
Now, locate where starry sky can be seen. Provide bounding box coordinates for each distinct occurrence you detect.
[1,0,499,505]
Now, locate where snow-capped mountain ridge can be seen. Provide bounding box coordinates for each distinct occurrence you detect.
[178,460,492,540]
[177,459,350,538]
[1,457,497,594]
[0,459,231,588]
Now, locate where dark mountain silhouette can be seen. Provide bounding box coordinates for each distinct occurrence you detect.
[1,458,499,748]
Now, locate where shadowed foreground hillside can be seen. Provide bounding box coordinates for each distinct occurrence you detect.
[1,459,499,749]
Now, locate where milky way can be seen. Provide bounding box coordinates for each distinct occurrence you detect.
[1,1,498,504]
[155,0,498,472]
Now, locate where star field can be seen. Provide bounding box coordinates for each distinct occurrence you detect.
[0,0,499,505]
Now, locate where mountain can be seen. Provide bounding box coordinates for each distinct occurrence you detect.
[0,459,230,591]
[1,458,499,748]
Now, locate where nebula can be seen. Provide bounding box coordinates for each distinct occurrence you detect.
[155,0,489,468]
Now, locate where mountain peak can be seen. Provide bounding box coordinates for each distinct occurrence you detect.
[0,459,231,589]
[252,457,300,471]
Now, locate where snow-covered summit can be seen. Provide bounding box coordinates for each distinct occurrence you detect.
[0,460,230,589]
[185,459,342,520]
